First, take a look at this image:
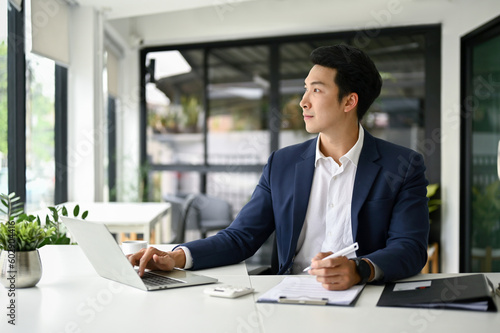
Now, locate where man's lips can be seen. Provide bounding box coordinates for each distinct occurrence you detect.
[303,114,313,120]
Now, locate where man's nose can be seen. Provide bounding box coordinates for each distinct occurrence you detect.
[300,95,310,109]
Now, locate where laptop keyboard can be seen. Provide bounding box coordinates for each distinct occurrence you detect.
[141,271,185,287]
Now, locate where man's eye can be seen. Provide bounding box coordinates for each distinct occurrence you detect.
[313,88,320,92]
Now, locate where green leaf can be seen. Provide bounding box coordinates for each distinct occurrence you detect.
[73,205,80,217]
[62,206,68,216]
[81,210,88,219]
[426,183,439,198]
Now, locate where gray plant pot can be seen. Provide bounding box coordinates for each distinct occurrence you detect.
[0,249,42,288]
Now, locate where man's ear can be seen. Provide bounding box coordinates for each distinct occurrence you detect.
[344,92,358,113]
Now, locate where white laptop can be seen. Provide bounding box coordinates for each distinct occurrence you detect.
[62,216,217,291]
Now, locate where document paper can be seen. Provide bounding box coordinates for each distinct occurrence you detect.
[257,277,364,306]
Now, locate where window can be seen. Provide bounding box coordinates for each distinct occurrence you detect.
[4,0,68,209]
[145,49,205,201]
[0,0,7,196]
[25,52,56,211]
[142,26,441,218]
[461,16,500,272]
[24,0,57,211]
[146,50,204,166]
[207,45,270,165]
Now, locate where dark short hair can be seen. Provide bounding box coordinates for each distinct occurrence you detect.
[310,44,382,120]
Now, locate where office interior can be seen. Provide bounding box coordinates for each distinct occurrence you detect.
[1,0,500,276]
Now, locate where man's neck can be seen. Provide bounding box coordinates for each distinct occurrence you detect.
[319,123,359,164]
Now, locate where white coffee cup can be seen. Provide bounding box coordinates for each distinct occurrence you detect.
[121,240,148,255]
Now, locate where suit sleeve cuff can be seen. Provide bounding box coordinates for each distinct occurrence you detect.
[174,245,193,269]
[366,258,384,282]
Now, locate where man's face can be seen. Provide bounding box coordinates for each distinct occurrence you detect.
[300,65,350,135]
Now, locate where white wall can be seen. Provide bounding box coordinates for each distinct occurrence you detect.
[68,7,141,203]
[68,6,100,202]
[77,0,500,273]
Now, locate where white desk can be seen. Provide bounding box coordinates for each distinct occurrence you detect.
[35,202,171,244]
[1,245,499,333]
[0,245,253,333]
[250,274,500,333]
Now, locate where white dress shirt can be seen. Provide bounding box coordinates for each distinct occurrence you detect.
[292,125,364,274]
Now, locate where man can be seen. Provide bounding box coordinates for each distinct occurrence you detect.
[129,44,429,291]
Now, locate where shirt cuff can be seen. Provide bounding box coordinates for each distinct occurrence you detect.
[366,258,384,282]
[175,246,193,269]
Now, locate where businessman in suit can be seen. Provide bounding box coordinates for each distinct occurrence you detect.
[129,44,430,291]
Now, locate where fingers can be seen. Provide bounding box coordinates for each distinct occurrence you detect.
[127,248,146,267]
[127,247,173,277]
[312,252,333,261]
[308,255,357,290]
[151,253,176,272]
[137,247,158,277]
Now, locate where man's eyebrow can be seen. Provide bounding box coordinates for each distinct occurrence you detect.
[304,81,327,86]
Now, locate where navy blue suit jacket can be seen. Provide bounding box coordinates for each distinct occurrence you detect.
[182,131,429,282]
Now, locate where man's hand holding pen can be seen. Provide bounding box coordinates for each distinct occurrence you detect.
[307,253,361,290]
[306,242,375,291]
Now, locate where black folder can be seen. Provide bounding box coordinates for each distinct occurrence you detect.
[377,274,497,312]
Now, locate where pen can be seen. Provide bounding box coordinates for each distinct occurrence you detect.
[302,242,359,272]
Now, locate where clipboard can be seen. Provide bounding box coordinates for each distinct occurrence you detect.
[257,276,365,306]
[376,274,498,312]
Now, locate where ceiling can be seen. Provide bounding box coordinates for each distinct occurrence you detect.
[73,0,256,20]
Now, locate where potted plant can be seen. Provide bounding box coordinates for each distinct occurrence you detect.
[0,193,55,288]
[0,193,88,288]
[40,204,88,246]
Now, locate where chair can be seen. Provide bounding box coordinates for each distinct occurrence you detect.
[471,246,500,272]
[188,194,233,238]
[421,242,439,273]
[163,194,196,244]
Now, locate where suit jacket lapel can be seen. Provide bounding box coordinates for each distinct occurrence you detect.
[283,138,316,270]
[351,131,381,241]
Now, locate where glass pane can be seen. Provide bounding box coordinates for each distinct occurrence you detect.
[146,50,204,165]
[25,52,55,211]
[206,172,260,215]
[207,46,270,165]
[149,171,200,202]
[470,34,500,272]
[0,0,7,196]
[364,35,426,153]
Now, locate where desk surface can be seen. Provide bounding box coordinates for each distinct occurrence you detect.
[1,245,499,333]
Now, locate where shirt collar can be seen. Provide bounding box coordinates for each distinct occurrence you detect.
[315,124,364,167]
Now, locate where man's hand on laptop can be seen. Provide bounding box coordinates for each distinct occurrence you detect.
[127,247,187,277]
